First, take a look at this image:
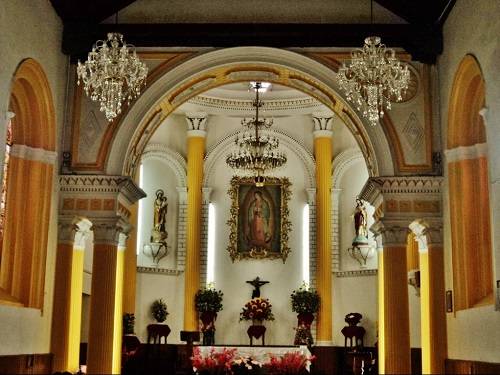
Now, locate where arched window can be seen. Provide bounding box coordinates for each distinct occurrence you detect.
[447,55,493,310]
[0,59,56,309]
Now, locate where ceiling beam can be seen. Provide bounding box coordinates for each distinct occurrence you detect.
[50,0,138,23]
[374,0,456,26]
[63,23,442,64]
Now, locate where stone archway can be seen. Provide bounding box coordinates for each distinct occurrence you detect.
[104,47,395,177]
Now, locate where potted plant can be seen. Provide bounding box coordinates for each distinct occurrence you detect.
[123,313,136,335]
[151,298,169,323]
[195,286,224,345]
[290,285,320,345]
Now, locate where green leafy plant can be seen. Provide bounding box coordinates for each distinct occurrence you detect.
[290,285,320,314]
[195,287,224,313]
[151,299,169,323]
[123,313,135,334]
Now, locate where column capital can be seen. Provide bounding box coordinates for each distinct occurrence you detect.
[306,187,316,204]
[176,186,188,204]
[371,219,410,248]
[202,187,213,204]
[312,112,334,139]
[58,216,92,246]
[91,217,131,248]
[4,111,15,121]
[186,112,208,137]
[409,219,443,253]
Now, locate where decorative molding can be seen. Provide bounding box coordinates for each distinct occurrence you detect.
[409,219,443,251]
[445,143,488,163]
[177,186,188,204]
[11,144,57,165]
[137,266,182,275]
[142,143,187,187]
[313,129,333,139]
[332,148,365,189]
[371,220,410,247]
[204,128,316,188]
[306,188,316,205]
[334,269,378,277]
[202,187,213,204]
[187,95,323,112]
[59,175,146,206]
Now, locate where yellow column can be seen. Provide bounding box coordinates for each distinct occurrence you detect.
[410,222,446,374]
[375,225,411,374]
[184,115,207,332]
[51,218,91,372]
[313,115,333,345]
[86,221,128,374]
[122,202,138,314]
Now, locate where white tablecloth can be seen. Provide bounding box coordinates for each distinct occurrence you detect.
[198,346,312,371]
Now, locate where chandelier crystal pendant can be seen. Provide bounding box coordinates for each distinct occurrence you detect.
[77,33,148,121]
[226,82,287,186]
[338,36,410,126]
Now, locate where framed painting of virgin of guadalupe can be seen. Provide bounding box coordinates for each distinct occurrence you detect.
[227,176,292,262]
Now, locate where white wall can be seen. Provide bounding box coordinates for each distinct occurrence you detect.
[0,0,66,355]
[135,273,185,343]
[408,286,421,348]
[439,0,500,363]
[332,275,378,347]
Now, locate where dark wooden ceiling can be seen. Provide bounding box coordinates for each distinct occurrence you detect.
[50,0,456,64]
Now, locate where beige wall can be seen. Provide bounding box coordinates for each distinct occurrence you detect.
[0,0,65,355]
[439,0,500,363]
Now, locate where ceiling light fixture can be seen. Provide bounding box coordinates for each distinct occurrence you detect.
[226,82,287,187]
[337,1,410,126]
[77,33,148,121]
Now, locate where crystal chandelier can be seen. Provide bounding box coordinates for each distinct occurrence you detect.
[338,36,410,126]
[226,82,287,186]
[77,33,148,121]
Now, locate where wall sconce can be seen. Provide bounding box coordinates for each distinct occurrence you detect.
[347,244,376,268]
[143,241,169,267]
[408,269,420,296]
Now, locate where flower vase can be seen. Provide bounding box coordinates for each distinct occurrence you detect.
[294,312,314,346]
[200,311,217,345]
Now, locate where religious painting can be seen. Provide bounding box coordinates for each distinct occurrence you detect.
[227,176,292,262]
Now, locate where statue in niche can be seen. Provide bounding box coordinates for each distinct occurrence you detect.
[353,198,368,240]
[151,189,168,243]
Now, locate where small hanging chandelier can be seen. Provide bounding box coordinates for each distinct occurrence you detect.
[338,36,410,126]
[77,33,148,121]
[226,82,287,186]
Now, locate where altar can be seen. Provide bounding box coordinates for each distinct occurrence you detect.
[197,345,313,371]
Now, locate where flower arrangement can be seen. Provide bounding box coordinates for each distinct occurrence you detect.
[195,286,224,313]
[265,352,315,375]
[290,285,320,314]
[151,298,169,323]
[191,346,237,374]
[239,297,275,322]
[232,356,263,375]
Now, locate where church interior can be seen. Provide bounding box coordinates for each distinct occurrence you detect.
[1,0,500,374]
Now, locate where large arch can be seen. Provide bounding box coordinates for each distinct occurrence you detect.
[105,47,394,177]
[0,58,56,309]
[446,54,493,311]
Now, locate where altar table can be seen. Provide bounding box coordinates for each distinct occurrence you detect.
[198,345,312,371]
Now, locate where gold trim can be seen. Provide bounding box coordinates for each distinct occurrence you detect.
[226,176,292,263]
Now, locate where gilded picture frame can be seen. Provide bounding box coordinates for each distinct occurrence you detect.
[227,176,292,262]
